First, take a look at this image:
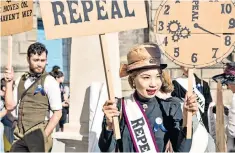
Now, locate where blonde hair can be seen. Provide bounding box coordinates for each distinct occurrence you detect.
[160,70,174,93]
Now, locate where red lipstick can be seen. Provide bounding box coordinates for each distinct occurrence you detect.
[146,89,156,95]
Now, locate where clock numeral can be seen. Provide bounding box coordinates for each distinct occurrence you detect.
[158,21,164,31]
[212,48,219,58]
[221,4,232,14]
[164,5,170,15]
[164,37,168,46]
[174,47,179,57]
[225,36,231,46]
[229,18,235,29]
[191,53,198,63]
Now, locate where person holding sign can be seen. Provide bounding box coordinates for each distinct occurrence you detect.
[99,43,198,152]
[172,66,212,132]
[4,42,62,152]
[171,66,216,152]
[212,62,235,152]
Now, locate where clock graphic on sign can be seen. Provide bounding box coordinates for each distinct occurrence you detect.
[154,0,235,68]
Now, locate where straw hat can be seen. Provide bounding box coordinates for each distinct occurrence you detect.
[120,43,167,78]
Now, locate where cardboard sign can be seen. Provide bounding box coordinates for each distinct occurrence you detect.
[154,0,235,68]
[0,0,33,36]
[39,0,147,40]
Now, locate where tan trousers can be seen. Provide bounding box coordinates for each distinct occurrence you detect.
[10,122,53,152]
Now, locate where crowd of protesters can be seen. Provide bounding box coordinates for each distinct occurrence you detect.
[1,42,234,152]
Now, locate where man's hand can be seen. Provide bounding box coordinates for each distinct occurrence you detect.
[44,110,62,137]
[4,67,14,83]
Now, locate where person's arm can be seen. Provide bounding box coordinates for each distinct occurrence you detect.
[169,93,197,152]
[5,82,16,110]
[168,102,192,152]
[4,68,19,111]
[98,116,117,152]
[62,101,69,107]
[0,108,7,118]
[44,75,62,136]
[64,86,70,102]
[226,97,235,138]
[98,99,120,152]
[45,110,62,136]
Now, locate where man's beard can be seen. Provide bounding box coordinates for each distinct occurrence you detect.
[29,67,46,75]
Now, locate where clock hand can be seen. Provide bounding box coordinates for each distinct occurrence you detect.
[194,23,221,38]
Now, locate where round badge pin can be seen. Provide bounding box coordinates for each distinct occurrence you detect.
[155,117,163,125]
[143,104,148,110]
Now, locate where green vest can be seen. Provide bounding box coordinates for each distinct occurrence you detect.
[17,71,49,133]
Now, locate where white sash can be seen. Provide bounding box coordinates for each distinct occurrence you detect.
[176,78,209,153]
[122,94,159,153]
[176,77,205,114]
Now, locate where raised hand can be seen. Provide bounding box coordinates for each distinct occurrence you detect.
[102,100,120,130]
[4,67,14,83]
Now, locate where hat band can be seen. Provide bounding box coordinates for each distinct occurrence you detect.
[224,69,235,76]
[127,58,161,72]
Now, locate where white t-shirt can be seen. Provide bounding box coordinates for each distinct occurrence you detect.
[12,75,62,120]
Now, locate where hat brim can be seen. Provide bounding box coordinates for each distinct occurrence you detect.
[212,73,235,85]
[160,64,167,69]
[212,73,225,83]
[128,64,167,72]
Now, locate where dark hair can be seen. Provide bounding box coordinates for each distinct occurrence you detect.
[1,78,6,91]
[27,42,48,58]
[1,78,15,91]
[50,70,64,79]
[52,65,60,72]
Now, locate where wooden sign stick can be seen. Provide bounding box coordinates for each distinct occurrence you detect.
[8,35,13,70]
[186,68,193,139]
[99,33,121,140]
[216,81,226,152]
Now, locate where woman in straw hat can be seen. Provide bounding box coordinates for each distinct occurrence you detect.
[99,43,198,152]
[212,62,235,152]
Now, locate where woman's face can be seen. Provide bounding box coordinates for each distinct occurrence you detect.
[228,83,235,93]
[134,68,162,99]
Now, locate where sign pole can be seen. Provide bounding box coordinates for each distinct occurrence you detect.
[186,68,193,139]
[8,35,13,70]
[216,81,226,152]
[99,33,121,140]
